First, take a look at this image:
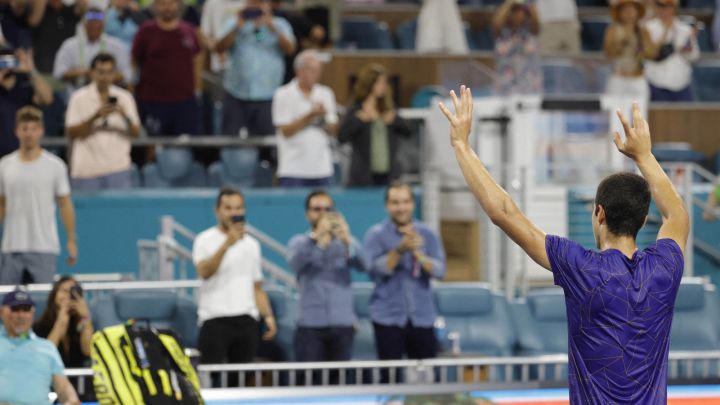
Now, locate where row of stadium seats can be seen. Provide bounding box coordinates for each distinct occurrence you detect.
[26,281,720,367]
[339,17,717,53]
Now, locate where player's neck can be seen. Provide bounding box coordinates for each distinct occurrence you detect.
[600,234,638,259]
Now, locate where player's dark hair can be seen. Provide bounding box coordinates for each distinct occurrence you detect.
[594,172,651,239]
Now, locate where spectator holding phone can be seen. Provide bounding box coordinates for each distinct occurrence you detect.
[644,0,699,101]
[287,190,364,362]
[215,0,295,137]
[65,53,140,191]
[0,45,53,158]
[272,50,338,187]
[193,187,277,384]
[33,276,93,367]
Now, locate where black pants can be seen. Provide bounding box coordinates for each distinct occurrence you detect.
[372,321,437,360]
[294,326,354,362]
[199,315,259,387]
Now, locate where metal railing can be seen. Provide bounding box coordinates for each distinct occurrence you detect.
[61,351,720,395]
[138,215,296,289]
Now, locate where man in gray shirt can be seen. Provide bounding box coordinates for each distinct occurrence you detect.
[0,106,77,284]
[286,190,364,361]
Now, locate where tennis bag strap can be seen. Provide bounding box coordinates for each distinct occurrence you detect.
[91,323,203,405]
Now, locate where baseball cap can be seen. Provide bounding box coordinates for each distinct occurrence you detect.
[2,289,34,308]
[85,9,105,21]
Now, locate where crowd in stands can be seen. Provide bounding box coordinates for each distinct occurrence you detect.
[0,0,718,190]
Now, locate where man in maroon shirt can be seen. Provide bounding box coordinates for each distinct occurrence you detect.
[132,0,203,136]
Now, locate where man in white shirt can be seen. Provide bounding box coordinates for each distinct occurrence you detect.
[537,0,580,55]
[272,49,337,187]
[0,106,77,285]
[193,187,276,380]
[644,0,699,101]
[53,8,132,95]
[65,52,140,191]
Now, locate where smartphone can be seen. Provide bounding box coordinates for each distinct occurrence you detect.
[231,214,246,223]
[108,96,118,105]
[69,284,83,300]
[240,7,263,20]
[0,55,18,70]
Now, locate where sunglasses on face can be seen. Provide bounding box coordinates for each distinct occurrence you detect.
[309,206,334,213]
[10,305,32,313]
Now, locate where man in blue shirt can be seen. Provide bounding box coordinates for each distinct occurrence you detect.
[0,288,80,405]
[440,87,689,404]
[363,182,446,360]
[287,190,364,361]
[215,0,295,137]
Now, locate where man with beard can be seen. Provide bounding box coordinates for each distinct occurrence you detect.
[363,181,446,360]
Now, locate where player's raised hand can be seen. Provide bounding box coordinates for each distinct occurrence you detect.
[438,85,474,148]
[613,102,652,162]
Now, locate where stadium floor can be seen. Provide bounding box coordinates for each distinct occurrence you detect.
[165,385,720,404]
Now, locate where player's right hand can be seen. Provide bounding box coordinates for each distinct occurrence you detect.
[438,85,474,148]
[613,102,652,162]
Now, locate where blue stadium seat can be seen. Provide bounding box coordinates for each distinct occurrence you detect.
[697,28,714,53]
[686,0,715,9]
[92,290,198,348]
[693,63,720,101]
[265,286,296,361]
[207,148,259,188]
[510,288,568,357]
[542,61,591,95]
[352,283,377,360]
[670,282,720,377]
[434,284,515,356]
[130,163,142,188]
[475,26,495,51]
[581,19,609,52]
[340,17,394,49]
[142,148,207,188]
[652,143,705,163]
[410,85,446,108]
[395,19,417,50]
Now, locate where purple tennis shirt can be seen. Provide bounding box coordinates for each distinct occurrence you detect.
[546,235,684,404]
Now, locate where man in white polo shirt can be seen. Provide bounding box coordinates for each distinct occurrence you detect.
[65,52,140,191]
[272,49,338,187]
[193,187,276,379]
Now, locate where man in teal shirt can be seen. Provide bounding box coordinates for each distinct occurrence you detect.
[0,289,80,405]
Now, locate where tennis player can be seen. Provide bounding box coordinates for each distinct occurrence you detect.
[440,86,689,404]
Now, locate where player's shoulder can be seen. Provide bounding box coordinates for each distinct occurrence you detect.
[643,238,684,259]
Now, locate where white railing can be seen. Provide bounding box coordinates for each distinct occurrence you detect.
[61,351,720,395]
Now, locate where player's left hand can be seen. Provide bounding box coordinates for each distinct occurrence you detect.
[438,85,474,148]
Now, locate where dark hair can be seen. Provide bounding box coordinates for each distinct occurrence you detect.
[34,275,79,336]
[215,187,244,208]
[90,52,116,70]
[384,181,413,203]
[594,172,651,238]
[352,63,394,114]
[304,189,332,211]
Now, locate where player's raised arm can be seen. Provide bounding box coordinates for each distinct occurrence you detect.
[614,103,689,253]
[439,86,551,271]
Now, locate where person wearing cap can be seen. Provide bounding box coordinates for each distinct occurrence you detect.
[0,289,80,405]
[644,0,700,102]
[491,0,542,96]
[604,0,655,99]
[52,8,132,95]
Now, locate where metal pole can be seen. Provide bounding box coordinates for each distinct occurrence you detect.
[159,215,176,281]
[683,164,694,276]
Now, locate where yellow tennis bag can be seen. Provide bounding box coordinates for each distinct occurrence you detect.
[91,321,204,404]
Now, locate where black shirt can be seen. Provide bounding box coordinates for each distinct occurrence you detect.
[31,4,80,73]
[0,3,31,48]
[33,318,88,368]
[0,72,33,157]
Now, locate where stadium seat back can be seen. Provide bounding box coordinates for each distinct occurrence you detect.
[693,63,720,102]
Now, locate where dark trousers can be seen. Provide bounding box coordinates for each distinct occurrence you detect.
[221,95,274,136]
[372,321,437,360]
[139,98,200,136]
[278,176,333,188]
[198,315,259,387]
[294,326,354,362]
[649,84,694,102]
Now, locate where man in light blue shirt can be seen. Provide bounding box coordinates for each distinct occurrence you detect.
[287,190,365,362]
[215,0,295,137]
[363,182,446,360]
[0,289,80,405]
